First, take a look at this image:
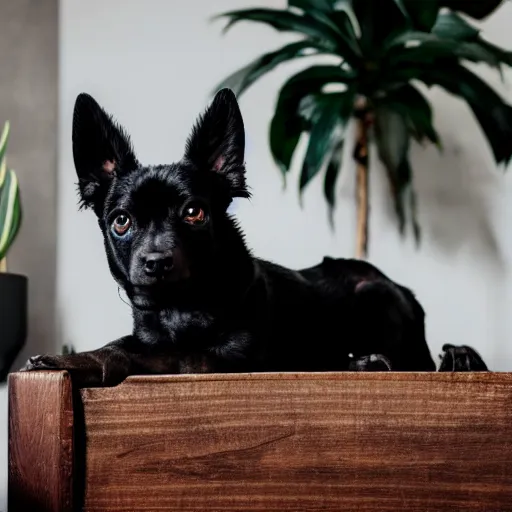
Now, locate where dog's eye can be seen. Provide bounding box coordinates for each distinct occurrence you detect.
[183,206,206,225]
[112,214,132,236]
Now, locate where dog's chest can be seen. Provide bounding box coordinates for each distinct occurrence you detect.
[137,308,223,347]
[162,309,215,336]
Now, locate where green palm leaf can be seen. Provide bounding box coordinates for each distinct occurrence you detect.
[214,8,360,61]
[432,12,512,67]
[397,0,440,31]
[377,84,440,146]
[269,65,356,175]
[288,0,362,41]
[289,0,334,12]
[440,0,504,19]
[354,0,408,53]
[386,32,501,69]
[215,8,335,46]
[214,40,332,97]
[324,134,345,225]
[374,106,419,238]
[212,0,511,257]
[478,40,512,67]
[420,63,512,164]
[300,89,355,193]
[432,11,480,40]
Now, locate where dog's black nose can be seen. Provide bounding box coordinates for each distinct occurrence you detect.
[143,252,174,277]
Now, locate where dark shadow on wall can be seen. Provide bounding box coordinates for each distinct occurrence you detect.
[406,90,506,271]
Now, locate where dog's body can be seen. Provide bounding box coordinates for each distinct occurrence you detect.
[132,253,437,374]
[22,89,486,386]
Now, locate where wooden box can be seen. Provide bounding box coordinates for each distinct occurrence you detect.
[8,371,512,511]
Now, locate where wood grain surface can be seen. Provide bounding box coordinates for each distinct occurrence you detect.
[80,372,512,512]
[8,370,74,512]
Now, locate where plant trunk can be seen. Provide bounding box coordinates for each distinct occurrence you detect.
[354,115,369,260]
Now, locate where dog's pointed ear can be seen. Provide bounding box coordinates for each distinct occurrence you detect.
[184,88,248,198]
[72,93,139,212]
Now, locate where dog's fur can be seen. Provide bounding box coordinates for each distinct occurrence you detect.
[21,89,487,386]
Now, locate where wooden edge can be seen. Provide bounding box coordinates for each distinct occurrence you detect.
[118,371,512,386]
[8,370,74,512]
[7,370,512,392]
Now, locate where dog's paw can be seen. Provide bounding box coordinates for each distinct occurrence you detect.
[349,353,393,371]
[438,344,489,372]
[20,354,67,372]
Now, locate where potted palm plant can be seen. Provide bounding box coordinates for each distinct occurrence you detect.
[213,0,512,259]
[0,121,26,381]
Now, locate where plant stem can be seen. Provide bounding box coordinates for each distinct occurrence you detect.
[354,114,369,260]
[0,258,5,272]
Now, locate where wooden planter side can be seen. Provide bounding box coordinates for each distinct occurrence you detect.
[8,371,512,512]
[8,370,74,512]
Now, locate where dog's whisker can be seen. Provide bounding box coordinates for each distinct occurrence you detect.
[117,287,131,308]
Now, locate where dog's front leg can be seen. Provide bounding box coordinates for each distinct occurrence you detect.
[20,336,159,387]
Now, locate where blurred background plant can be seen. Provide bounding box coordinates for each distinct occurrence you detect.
[0,121,22,270]
[61,343,76,355]
[0,120,26,382]
[214,0,512,259]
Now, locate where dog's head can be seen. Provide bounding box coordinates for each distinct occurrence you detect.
[72,89,249,308]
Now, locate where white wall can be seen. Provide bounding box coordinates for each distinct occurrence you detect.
[58,0,512,371]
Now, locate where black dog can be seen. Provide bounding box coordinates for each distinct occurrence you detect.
[21,89,487,386]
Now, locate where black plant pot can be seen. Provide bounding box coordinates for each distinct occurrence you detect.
[0,273,27,382]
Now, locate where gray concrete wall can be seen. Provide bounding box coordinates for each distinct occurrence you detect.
[0,0,58,508]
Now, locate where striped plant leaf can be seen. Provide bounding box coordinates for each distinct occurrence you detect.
[0,168,21,260]
[5,184,22,251]
[0,121,10,175]
[0,121,22,262]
